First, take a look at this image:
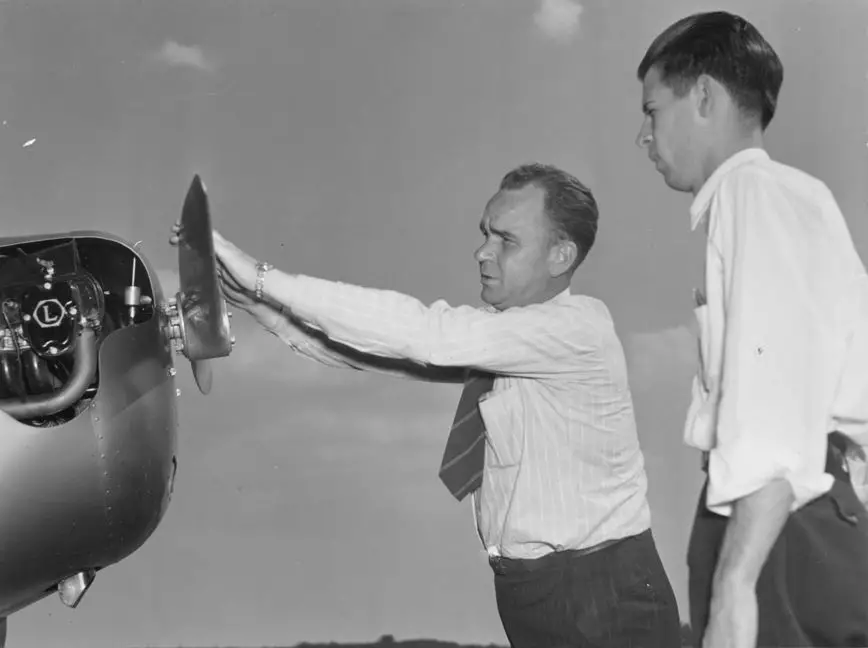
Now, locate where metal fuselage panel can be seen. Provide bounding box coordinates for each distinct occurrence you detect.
[0,233,178,617]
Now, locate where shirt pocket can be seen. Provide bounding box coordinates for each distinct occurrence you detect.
[478,387,524,468]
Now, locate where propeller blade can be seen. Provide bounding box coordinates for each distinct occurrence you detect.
[191,359,213,395]
[176,175,233,363]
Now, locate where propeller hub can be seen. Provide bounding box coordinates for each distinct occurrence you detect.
[161,296,188,356]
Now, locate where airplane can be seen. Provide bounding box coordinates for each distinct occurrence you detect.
[0,175,233,647]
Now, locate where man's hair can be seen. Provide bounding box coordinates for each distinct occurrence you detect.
[636,11,784,130]
[499,163,598,269]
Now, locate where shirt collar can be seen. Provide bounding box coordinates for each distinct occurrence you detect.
[689,147,770,231]
[483,287,571,313]
[552,287,571,302]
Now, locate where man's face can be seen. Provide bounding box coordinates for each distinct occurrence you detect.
[637,66,704,194]
[474,185,558,310]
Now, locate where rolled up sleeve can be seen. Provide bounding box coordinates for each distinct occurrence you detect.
[706,172,834,516]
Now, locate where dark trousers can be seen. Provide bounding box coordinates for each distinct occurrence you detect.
[492,529,682,648]
[687,436,868,647]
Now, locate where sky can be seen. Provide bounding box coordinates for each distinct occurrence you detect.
[2,0,867,646]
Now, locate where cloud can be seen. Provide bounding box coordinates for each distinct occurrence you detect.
[625,324,699,392]
[178,343,459,517]
[533,0,584,42]
[152,40,215,73]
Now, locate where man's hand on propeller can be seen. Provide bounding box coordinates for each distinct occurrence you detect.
[169,223,283,326]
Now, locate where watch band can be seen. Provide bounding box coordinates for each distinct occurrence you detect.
[254,261,273,301]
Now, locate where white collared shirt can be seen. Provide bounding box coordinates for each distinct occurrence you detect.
[686,147,868,516]
[263,279,651,558]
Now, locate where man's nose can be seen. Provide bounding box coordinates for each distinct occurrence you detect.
[475,243,494,263]
[636,129,653,149]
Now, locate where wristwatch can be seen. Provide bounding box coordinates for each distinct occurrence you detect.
[254,261,273,301]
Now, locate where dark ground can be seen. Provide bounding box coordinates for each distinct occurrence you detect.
[161,622,694,648]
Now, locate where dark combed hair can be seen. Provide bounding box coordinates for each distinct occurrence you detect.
[499,163,599,268]
[636,11,784,130]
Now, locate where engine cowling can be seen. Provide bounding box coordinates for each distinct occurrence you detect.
[0,238,153,425]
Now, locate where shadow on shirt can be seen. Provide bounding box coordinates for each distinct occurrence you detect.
[292,313,467,384]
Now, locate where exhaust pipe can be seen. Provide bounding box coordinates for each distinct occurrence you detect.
[0,328,98,420]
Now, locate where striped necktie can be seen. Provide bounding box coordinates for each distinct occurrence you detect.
[439,371,496,501]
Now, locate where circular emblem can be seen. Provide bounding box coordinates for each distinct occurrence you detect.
[32,298,67,328]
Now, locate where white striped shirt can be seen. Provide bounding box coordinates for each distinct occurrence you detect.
[260,277,651,559]
[687,147,868,516]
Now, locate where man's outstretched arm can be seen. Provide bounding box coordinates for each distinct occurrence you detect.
[212,230,605,380]
[248,300,464,383]
[257,270,602,380]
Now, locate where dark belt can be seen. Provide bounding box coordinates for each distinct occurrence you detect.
[488,535,625,576]
[701,432,852,482]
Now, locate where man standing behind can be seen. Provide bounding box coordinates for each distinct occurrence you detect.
[636,11,868,648]
[196,163,681,647]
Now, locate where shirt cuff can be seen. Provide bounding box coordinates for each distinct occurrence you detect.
[705,437,834,517]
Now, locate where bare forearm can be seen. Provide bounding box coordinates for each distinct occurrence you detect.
[713,478,793,589]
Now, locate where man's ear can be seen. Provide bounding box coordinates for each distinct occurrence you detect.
[550,239,578,276]
[694,74,716,121]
